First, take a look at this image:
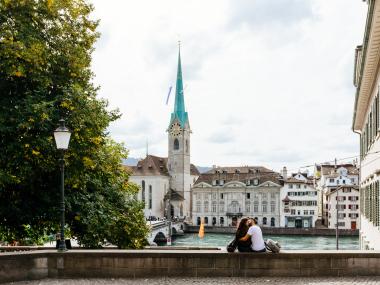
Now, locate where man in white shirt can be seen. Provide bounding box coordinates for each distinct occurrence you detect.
[239,218,266,252]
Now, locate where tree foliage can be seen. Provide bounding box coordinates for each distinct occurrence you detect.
[0,0,148,247]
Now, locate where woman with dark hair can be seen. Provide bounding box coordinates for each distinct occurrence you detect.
[235,217,252,252]
[239,217,266,253]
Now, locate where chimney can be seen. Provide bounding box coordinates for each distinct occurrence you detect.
[282,166,288,180]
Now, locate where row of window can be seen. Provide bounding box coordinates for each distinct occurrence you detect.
[288,184,308,189]
[195,192,277,200]
[360,92,379,159]
[285,200,318,207]
[335,196,359,201]
[361,181,380,227]
[195,216,276,226]
[286,209,315,215]
[288,191,317,196]
[327,204,359,210]
[212,179,261,186]
[328,213,358,219]
[194,201,277,213]
[328,178,355,185]
[141,180,152,209]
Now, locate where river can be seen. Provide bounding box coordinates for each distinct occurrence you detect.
[171,233,359,250]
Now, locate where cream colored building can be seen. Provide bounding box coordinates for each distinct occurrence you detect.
[191,166,282,227]
[353,0,380,250]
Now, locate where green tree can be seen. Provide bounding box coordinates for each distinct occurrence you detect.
[0,0,148,247]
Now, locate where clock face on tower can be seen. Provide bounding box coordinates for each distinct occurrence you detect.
[170,122,182,137]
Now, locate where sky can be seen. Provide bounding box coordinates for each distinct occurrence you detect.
[89,0,368,173]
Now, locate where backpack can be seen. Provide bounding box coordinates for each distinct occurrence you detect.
[226,238,238,252]
[265,239,281,253]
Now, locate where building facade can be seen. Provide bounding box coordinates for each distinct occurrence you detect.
[192,166,282,227]
[280,171,319,228]
[316,164,359,228]
[324,185,360,230]
[353,0,380,250]
[129,48,200,220]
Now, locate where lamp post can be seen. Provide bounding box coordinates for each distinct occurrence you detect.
[53,119,71,251]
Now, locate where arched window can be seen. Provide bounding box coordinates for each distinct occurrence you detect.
[212,217,216,225]
[197,217,201,225]
[141,180,146,204]
[263,217,267,225]
[271,217,275,227]
[204,217,209,224]
[148,185,152,209]
[174,138,179,150]
[220,217,224,225]
[185,140,189,153]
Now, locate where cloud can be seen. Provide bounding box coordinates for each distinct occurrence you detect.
[228,0,315,29]
[89,0,367,172]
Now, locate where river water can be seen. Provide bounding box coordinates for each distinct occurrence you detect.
[172,233,359,250]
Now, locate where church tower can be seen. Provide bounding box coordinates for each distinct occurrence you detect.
[167,46,192,219]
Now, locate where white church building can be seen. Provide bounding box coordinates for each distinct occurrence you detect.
[128,48,200,221]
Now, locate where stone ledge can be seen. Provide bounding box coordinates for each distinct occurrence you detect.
[1,250,380,283]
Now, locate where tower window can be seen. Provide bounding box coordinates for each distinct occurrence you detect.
[185,140,189,153]
[174,138,179,150]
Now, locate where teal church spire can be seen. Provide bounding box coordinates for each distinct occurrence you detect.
[170,45,189,128]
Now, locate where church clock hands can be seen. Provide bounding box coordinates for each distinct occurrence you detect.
[170,122,182,137]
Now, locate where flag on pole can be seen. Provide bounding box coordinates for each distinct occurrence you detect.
[165,86,172,105]
[198,217,205,239]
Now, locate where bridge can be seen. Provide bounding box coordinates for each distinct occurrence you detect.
[147,220,184,245]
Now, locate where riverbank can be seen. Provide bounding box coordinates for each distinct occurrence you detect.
[185,225,359,236]
[172,233,359,250]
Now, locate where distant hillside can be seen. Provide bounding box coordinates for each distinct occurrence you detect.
[122,157,211,173]
[122,157,139,166]
[197,166,212,173]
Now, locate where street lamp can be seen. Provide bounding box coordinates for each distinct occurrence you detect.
[53,119,71,251]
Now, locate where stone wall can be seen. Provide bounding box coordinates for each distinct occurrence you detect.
[185,225,359,236]
[1,249,380,283]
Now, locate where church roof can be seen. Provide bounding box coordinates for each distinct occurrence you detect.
[128,155,200,177]
[130,155,169,176]
[169,46,189,128]
[195,166,282,186]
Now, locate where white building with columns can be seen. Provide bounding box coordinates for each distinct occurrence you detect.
[353,0,380,250]
[191,166,282,227]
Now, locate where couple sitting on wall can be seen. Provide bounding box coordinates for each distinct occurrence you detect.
[233,217,266,253]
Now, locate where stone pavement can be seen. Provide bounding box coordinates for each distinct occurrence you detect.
[4,277,380,285]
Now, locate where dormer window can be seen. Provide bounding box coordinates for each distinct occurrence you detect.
[246,180,251,186]
[254,179,259,186]
[235,169,240,174]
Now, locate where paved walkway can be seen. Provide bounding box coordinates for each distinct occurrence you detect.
[5,277,380,285]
